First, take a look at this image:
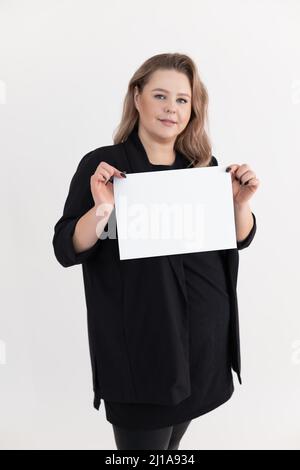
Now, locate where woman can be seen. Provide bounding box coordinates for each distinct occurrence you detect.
[52,53,259,450]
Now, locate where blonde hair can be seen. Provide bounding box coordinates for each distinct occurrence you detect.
[112,52,213,167]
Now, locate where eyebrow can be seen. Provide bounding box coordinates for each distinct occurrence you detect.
[151,88,191,98]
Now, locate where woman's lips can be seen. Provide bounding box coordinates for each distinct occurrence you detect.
[159,119,177,126]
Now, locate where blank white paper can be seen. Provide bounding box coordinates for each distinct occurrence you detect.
[113,166,237,260]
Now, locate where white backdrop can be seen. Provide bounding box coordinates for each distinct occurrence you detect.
[0,0,299,450]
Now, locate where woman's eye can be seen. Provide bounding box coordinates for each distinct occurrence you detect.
[154,94,187,104]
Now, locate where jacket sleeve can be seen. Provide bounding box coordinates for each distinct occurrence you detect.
[210,155,257,250]
[236,211,257,250]
[52,150,103,268]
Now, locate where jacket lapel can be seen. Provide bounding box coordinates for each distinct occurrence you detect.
[167,255,188,305]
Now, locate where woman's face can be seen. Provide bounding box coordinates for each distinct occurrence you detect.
[134,69,192,140]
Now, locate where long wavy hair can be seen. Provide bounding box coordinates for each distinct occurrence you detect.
[113,53,213,167]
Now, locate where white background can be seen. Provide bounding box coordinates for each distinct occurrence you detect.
[0,0,299,450]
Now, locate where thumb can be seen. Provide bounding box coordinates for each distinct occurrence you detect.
[226,164,240,182]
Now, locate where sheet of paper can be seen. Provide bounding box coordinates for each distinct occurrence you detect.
[113,166,237,260]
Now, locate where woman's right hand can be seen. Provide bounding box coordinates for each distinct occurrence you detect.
[90,161,126,208]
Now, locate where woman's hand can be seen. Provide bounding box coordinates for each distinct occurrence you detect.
[90,161,126,208]
[226,164,260,206]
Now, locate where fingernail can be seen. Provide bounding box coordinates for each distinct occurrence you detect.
[120,172,127,178]
[105,176,113,185]
[226,167,231,172]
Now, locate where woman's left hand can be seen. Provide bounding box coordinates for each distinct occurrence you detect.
[226,164,260,205]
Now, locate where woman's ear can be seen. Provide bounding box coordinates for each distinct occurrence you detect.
[133,86,139,111]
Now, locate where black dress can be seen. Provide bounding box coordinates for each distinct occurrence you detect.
[103,153,234,430]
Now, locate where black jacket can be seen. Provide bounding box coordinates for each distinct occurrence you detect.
[52,127,257,410]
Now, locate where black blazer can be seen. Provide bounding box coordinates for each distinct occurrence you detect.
[52,127,257,410]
